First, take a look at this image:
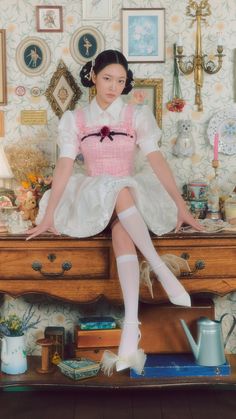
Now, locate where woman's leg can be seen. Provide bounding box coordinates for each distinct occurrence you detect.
[101,220,146,375]
[115,188,191,307]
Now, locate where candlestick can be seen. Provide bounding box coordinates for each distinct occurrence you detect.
[217,32,223,46]
[177,33,183,47]
[213,133,219,161]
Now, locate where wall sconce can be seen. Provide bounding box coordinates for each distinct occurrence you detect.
[175,0,224,112]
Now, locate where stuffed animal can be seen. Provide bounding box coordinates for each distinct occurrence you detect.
[21,193,38,223]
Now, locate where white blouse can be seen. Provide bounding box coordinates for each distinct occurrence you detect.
[57,97,161,160]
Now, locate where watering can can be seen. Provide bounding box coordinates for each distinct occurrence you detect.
[180,314,236,366]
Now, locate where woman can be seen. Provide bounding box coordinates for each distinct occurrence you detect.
[27,50,203,375]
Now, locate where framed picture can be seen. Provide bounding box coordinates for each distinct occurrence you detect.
[70,26,105,65]
[89,78,163,128]
[122,8,165,63]
[16,37,51,77]
[0,111,4,137]
[44,60,82,118]
[0,29,7,105]
[36,6,63,32]
[82,0,112,20]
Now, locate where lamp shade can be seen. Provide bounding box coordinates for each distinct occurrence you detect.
[0,143,13,179]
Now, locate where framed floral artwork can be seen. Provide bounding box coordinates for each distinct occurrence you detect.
[82,0,112,20]
[70,26,105,64]
[16,37,51,77]
[122,8,165,63]
[0,29,7,105]
[44,60,82,118]
[36,6,63,32]
[89,78,163,128]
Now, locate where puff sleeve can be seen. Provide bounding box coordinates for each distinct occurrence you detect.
[134,105,161,155]
[57,110,80,159]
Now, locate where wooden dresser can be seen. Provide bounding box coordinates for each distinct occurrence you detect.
[0,231,236,303]
[1,231,236,389]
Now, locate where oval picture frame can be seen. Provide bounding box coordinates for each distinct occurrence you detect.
[16,37,51,76]
[70,26,105,65]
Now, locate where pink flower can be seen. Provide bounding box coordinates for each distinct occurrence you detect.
[100,126,110,137]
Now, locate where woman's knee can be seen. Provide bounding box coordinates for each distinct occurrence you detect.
[116,187,135,213]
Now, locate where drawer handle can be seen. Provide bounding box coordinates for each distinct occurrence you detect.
[180,253,205,277]
[32,260,72,277]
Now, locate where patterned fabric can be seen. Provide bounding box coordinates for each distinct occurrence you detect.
[76,105,136,177]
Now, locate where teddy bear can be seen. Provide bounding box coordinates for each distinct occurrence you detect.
[21,193,38,223]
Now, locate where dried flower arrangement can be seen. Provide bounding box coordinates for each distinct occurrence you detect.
[5,138,51,183]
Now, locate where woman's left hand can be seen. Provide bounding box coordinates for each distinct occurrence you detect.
[175,204,205,232]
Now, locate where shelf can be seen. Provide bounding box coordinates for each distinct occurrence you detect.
[1,355,236,391]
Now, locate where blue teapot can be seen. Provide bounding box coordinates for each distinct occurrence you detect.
[180,314,236,366]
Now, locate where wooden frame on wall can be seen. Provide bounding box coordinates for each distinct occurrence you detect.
[44,60,82,119]
[36,6,63,33]
[0,29,7,105]
[82,0,112,20]
[122,8,165,63]
[89,78,163,128]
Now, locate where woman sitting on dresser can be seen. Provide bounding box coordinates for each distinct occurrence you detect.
[26,49,203,375]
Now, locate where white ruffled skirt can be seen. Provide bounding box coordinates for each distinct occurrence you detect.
[36,164,177,238]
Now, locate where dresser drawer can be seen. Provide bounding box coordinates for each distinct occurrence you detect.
[158,245,236,279]
[75,327,121,348]
[0,246,110,280]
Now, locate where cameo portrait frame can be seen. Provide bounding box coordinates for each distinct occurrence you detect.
[70,26,105,65]
[16,37,51,76]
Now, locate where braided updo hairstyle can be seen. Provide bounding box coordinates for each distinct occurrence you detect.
[79,49,134,95]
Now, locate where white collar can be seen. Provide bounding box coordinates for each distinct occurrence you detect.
[90,97,124,121]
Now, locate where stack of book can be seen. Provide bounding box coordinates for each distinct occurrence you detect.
[74,316,121,362]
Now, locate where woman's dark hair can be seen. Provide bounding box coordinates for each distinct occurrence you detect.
[79,49,134,95]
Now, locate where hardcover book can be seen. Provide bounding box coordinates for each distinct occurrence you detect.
[78,316,117,330]
[130,353,231,379]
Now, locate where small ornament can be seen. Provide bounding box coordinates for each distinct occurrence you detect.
[173,119,195,157]
[30,86,42,97]
[15,86,26,96]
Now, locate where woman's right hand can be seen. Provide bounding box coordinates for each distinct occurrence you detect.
[25,218,60,240]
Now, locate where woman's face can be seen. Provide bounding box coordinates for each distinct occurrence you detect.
[92,64,127,109]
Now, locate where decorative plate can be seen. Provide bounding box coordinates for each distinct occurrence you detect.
[70,26,105,64]
[16,37,51,77]
[207,106,236,155]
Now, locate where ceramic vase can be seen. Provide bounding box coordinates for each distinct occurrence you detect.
[0,334,27,374]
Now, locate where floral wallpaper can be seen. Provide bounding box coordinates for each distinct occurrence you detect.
[1,0,236,354]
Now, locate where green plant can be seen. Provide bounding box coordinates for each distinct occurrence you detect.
[0,305,40,336]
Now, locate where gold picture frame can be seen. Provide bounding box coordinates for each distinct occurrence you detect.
[45,60,82,118]
[0,29,7,105]
[89,78,163,128]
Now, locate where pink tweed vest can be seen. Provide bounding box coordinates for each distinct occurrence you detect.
[76,105,136,177]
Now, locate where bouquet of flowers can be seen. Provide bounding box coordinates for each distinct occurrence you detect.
[20,173,53,204]
[0,305,40,337]
[166,44,186,113]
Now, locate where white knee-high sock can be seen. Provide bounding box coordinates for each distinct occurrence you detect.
[116,254,140,360]
[118,206,191,306]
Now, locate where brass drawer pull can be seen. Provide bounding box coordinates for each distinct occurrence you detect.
[180,252,205,277]
[32,260,72,277]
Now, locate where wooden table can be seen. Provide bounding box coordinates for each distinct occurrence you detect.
[1,355,236,390]
[1,231,236,389]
